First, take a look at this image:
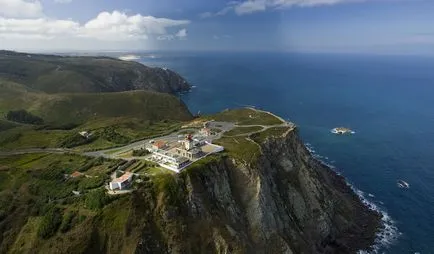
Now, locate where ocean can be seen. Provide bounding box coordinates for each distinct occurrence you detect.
[135,51,434,253]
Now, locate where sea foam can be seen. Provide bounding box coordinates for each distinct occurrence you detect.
[305,143,400,253]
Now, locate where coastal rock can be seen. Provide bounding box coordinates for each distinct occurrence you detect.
[130,127,381,254]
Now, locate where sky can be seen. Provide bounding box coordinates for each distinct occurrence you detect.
[1,0,434,54]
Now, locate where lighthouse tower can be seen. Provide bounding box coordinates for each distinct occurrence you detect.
[183,134,194,150]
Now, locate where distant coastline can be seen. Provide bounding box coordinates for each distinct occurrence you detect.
[118,54,141,61]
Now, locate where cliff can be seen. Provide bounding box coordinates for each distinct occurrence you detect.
[0,117,381,254]
[0,50,190,94]
[115,128,380,254]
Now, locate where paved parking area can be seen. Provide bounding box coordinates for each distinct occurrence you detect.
[201,143,223,154]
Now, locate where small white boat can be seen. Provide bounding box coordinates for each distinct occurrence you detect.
[397,180,410,189]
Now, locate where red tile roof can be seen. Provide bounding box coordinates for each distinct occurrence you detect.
[153,140,166,148]
[71,171,83,178]
[114,172,133,183]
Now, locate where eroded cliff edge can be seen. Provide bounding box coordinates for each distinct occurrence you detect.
[126,127,381,254]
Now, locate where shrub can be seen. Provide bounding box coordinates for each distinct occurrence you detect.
[85,189,110,210]
[59,133,96,148]
[6,109,44,125]
[78,177,105,191]
[59,210,77,233]
[132,149,150,157]
[98,127,130,144]
[77,157,104,172]
[38,206,62,239]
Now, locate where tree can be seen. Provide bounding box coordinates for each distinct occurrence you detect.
[85,189,109,210]
[6,110,44,125]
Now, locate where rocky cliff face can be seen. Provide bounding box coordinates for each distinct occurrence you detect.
[130,128,381,254]
[130,66,191,94]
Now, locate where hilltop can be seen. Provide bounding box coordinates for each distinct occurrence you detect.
[0,50,190,94]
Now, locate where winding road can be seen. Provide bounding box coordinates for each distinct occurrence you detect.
[0,108,295,159]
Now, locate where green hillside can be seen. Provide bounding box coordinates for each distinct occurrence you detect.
[0,80,191,126]
[0,50,190,94]
[0,80,192,150]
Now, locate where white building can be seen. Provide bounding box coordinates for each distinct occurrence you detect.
[109,172,133,190]
[152,150,190,171]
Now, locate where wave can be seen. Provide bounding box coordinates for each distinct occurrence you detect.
[118,55,141,61]
[305,143,400,253]
[305,143,337,170]
[354,188,401,254]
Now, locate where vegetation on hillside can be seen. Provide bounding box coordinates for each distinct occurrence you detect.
[0,81,192,126]
[6,110,44,125]
[0,80,192,150]
[0,153,117,252]
[251,126,291,143]
[0,50,190,94]
[223,126,263,136]
[132,149,151,157]
[209,108,283,125]
[214,136,261,164]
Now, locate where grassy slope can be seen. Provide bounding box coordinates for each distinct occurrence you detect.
[210,108,283,125]
[251,127,291,144]
[0,153,171,254]
[0,80,192,126]
[0,80,192,150]
[0,51,186,94]
[223,126,263,136]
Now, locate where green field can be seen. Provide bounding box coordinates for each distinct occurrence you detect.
[224,126,263,136]
[251,127,292,143]
[214,136,260,164]
[209,108,283,125]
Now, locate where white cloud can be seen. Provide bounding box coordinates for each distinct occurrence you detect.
[54,0,72,3]
[175,28,187,39]
[235,0,267,15]
[81,11,189,41]
[157,34,174,40]
[199,12,213,18]
[199,2,238,18]
[0,0,43,18]
[204,0,362,16]
[0,17,79,39]
[157,28,188,41]
[0,10,190,42]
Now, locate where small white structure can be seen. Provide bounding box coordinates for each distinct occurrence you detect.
[79,131,92,139]
[199,128,212,137]
[72,190,81,196]
[109,172,133,190]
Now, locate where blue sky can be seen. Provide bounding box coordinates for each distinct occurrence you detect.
[1,0,434,54]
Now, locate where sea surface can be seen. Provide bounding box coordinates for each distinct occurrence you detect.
[132,51,434,253]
